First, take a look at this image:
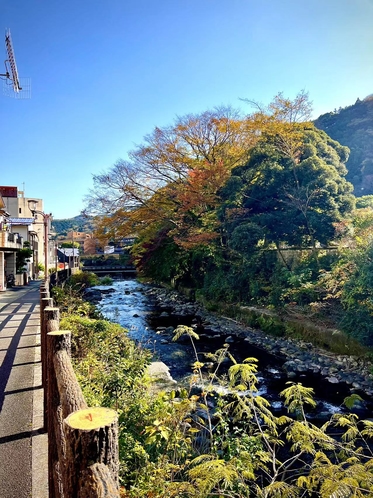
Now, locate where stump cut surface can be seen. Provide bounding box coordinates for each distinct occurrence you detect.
[66,407,117,430]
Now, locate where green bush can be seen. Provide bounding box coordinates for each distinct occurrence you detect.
[51,285,101,318]
[322,243,373,346]
[68,270,100,289]
[100,275,113,285]
[16,247,33,273]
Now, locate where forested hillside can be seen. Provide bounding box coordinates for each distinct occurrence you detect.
[52,214,94,235]
[314,95,373,194]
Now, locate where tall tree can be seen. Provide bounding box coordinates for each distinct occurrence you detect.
[220,125,355,255]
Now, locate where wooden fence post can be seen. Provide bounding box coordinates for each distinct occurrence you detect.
[64,407,119,497]
[52,344,88,419]
[47,328,89,498]
[45,306,62,498]
[40,296,53,429]
[41,291,120,497]
[79,463,120,498]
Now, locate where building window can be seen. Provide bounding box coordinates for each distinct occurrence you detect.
[19,208,22,214]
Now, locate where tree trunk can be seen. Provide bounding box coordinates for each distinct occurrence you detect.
[79,463,120,498]
[64,407,119,497]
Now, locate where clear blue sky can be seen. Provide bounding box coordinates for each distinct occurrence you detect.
[1,0,372,219]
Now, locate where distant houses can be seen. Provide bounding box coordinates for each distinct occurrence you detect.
[57,247,79,269]
[55,229,136,257]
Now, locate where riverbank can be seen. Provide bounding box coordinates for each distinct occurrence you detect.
[62,276,373,498]
[143,286,373,399]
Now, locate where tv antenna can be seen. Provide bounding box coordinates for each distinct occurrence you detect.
[1,30,31,99]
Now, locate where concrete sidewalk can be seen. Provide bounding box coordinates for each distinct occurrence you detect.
[0,281,48,498]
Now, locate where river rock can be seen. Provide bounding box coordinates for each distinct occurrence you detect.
[287,371,297,379]
[326,376,339,384]
[225,336,235,343]
[147,361,177,385]
[100,288,116,294]
[109,281,373,400]
[83,288,103,303]
[296,363,308,372]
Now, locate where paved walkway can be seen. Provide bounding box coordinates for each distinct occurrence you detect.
[0,282,48,498]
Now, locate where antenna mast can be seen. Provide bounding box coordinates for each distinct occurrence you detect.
[5,30,21,92]
[1,29,30,98]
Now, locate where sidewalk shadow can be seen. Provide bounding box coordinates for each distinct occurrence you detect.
[0,427,47,445]
[0,303,37,412]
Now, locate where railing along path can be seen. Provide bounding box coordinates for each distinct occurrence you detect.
[40,283,119,498]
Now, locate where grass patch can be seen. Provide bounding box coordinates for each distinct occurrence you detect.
[195,294,369,356]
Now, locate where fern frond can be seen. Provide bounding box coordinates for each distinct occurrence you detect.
[342,426,359,443]
[173,325,199,341]
[277,415,292,425]
[258,481,299,497]
[243,357,259,364]
[188,453,214,466]
[188,458,238,494]
[361,419,373,439]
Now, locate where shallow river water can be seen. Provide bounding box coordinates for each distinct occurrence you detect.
[96,278,368,418]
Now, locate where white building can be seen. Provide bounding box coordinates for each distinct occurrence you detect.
[0,186,52,289]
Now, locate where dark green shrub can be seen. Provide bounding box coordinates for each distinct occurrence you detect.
[100,276,114,285]
[68,270,100,289]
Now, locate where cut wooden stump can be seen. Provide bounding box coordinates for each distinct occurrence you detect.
[40,296,53,427]
[79,463,119,498]
[64,407,119,497]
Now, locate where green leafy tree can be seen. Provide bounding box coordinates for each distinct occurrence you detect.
[16,247,33,273]
[221,125,354,255]
[356,195,373,209]
[60,241,80,248]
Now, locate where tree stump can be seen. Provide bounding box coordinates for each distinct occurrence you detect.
[53,346,87,418]
[64,407,119,497]
[79,463,119,498]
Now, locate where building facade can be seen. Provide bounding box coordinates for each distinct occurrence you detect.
[0,186,52,290]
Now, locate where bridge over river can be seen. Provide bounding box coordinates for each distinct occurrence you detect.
[82,264,136,276]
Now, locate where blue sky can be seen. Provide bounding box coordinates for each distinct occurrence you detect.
[1,0,372,219]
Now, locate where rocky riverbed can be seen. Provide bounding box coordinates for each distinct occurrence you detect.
[143,286,373,399]
[86,280,373,416]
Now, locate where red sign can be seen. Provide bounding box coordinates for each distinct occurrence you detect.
[0,186,17,198]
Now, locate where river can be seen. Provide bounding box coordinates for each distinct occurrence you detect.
[95,278,370,420]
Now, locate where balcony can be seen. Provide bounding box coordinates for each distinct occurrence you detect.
[0,231,24,250]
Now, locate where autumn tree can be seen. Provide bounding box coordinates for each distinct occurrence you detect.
[86,92,356,293]
[86,106,261,250]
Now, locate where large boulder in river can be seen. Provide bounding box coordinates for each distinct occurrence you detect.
[147,362,177,388]
[83,288,103,303]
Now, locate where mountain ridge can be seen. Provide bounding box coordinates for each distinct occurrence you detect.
[314,94,373,195]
